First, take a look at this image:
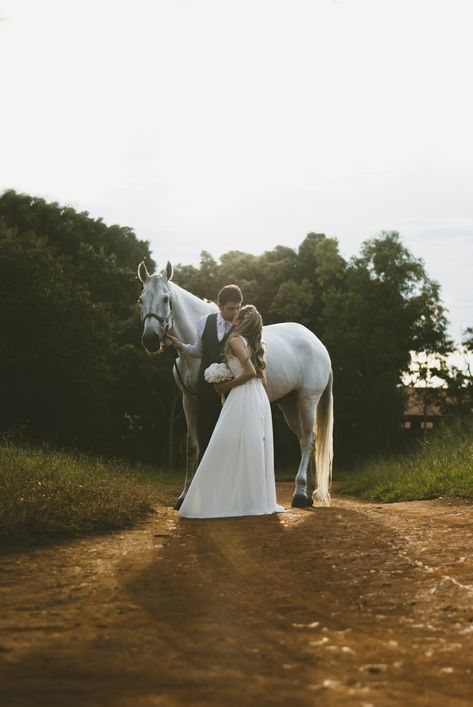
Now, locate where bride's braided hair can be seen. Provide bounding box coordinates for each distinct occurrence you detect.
[225,304,266,379]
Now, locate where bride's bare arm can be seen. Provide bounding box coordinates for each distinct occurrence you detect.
[214,337,256,393]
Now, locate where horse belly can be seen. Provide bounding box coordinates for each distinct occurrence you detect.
[265,364,302,402]
[262,324,331,402]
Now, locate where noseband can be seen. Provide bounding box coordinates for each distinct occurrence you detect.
[142,311,172,328]
[142,297,174,352]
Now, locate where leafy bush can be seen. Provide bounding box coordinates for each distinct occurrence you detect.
[338,419,473,501]
[0,444,181,549]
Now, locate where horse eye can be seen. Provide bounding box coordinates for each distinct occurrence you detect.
[163,296,169,303]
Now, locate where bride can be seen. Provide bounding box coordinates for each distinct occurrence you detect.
[178,304,285,519]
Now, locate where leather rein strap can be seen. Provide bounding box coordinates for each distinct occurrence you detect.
[142,299,197,397]
[142,311,172,328]
[171,350,197,398]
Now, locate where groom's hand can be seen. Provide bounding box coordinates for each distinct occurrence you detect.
[165,334,182,350]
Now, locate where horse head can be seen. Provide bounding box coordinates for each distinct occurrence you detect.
[138,260,174,354]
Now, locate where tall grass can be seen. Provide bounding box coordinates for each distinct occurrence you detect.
[338,419,473,502]
[0,444,181,549]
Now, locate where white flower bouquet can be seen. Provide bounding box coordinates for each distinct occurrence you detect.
[204,362,234,404]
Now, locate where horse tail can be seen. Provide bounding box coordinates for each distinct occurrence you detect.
[313,369,334,506]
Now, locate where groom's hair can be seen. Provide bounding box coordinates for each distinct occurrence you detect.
[218,284,243,306]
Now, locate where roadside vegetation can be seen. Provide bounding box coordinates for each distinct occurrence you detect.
[338,419,473,502]
[0,444,181,550]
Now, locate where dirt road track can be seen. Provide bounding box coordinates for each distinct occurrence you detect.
[1,483,472,707]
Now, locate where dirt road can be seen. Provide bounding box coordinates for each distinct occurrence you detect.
[1,484,472,707]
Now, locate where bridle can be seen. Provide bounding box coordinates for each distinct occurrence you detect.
[141,296,174,350]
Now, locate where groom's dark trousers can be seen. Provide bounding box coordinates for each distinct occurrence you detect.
[196,313,232,461]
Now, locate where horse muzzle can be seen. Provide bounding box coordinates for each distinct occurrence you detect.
[141,312,171,354]
[142,329,163,354]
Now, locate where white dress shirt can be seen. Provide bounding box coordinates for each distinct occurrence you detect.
[181,312,232,358]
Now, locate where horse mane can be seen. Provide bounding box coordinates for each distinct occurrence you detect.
[168,281,218,313]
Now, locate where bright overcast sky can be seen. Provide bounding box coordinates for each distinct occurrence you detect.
[1,0,472,341]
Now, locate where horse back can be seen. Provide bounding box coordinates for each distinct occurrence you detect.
[262,323,331,402]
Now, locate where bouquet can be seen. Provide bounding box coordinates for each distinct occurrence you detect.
[204,362,234,405]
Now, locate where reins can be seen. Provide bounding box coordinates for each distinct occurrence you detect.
[142,295,197,397]
[170,349,198,397]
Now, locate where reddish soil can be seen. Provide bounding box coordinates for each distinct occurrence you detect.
[1,483,473,706]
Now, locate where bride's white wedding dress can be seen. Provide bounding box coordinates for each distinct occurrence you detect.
[179,336,285,518]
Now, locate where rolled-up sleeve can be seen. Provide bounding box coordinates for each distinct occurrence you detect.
[180,316,207,358]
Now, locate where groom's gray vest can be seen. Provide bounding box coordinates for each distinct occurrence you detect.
[197,313,232,389]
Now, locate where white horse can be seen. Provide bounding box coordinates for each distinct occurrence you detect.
[138,261,333,509]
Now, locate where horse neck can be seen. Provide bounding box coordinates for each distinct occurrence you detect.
[169,282,217,343]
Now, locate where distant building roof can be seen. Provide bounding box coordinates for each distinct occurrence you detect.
[403,386,443,417]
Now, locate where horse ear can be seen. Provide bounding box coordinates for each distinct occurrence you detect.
[165,261,173,281]
[138,261,150,283]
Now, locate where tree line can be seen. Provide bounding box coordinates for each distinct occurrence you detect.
[0,189,469,469]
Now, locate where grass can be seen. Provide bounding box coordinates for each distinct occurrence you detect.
[4,419,471,549]
[0,443,183,550]
[275,469,298,482]
[337,419,473,502]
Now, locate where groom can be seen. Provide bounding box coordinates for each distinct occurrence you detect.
[166,284,243,459]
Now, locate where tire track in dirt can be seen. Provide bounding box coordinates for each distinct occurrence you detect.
[0,484,472,706]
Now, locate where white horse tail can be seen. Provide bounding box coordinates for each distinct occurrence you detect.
[313,369,334,506]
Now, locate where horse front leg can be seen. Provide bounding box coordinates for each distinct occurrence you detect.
[292,394,318,508]
[174,393,199,510]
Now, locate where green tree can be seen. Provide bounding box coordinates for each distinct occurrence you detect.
[173,250,219,300]
[0,227,114,448]
[431,328,473,417]
[320,231,451,459]
[3,191,451,468]
[0,190,181,465]
[269,279,314,326]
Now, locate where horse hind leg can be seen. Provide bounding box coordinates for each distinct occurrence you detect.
[278,393,302,438]
[306,456,316,504]
[278,394,313,508]
[292,393,319,508]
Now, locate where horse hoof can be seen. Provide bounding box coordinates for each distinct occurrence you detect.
[173,497,184,510]
[291,494,309,508]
